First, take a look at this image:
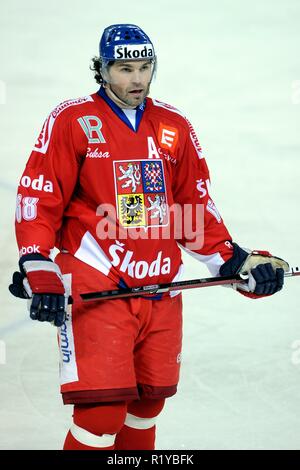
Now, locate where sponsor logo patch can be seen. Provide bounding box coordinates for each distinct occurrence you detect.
[109,240,171,279]
[185,118,203,159]
[113,159,168,228]
[19,244,40,256]
[86,147,110,158]
[158,123,179,152]
[77,116,106,144]
[114,44,154,60]
[206,198,222,223]
[20,174,53,193]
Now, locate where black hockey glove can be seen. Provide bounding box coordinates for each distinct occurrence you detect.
[219,242,289,298]
[9,254,68,327]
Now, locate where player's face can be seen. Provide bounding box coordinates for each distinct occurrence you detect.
[105,60,153,108]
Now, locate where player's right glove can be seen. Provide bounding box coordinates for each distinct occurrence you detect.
[219,242,289,298]
[9,254,68,327]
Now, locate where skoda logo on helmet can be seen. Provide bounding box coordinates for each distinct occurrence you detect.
[114,44,154,60]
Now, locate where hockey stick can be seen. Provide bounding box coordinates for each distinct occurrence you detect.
[80,266,300,302]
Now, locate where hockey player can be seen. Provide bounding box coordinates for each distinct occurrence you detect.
[9,24,289,450]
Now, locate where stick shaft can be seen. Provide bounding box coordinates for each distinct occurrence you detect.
[80,268,300,302]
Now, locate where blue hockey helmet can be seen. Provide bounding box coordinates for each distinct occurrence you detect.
[99,24,156,64]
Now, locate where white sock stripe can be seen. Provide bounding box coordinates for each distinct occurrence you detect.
[125,413,157,430]
[70,424,116,448]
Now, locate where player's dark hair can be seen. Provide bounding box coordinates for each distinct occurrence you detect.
[90,56,114,84]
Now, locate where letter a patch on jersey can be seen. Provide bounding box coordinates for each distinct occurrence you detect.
[113,159,169,229]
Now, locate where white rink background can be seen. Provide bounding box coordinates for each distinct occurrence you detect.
[0,0,300,450]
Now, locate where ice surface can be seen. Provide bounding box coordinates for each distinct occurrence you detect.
[0,0,300,450]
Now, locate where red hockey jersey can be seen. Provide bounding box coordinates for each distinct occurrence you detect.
[15,88,233,289]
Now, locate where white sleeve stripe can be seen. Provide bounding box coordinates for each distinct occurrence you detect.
[125,413,157,430]
[23,260,62,275]
[74,231,112,276]
[70,424,116,448]
[179,244,226,276]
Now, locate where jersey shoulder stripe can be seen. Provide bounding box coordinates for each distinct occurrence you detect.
[151,98,186,118]
[150,98,203,159]
[34,95,94,155]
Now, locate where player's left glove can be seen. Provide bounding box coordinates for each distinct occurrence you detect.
[219,242,289,298]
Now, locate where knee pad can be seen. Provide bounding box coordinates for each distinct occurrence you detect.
[73,401,127,436]
[125,397,165,430]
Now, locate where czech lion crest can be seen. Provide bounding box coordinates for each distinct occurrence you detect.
[114,159,168,228]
